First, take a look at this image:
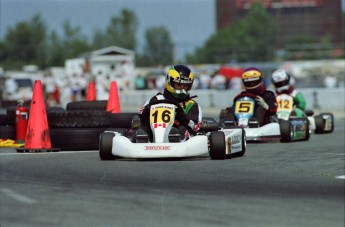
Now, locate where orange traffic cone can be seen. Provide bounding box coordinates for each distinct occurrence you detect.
[16,80,59,152]
[86,81,96,101]
[106,81,121,113]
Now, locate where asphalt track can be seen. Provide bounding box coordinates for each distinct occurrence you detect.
[0,118,344,227]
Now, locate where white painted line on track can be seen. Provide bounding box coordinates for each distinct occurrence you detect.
[335,175,345,180]
[322,153,345,156]
[0,188,37,204]
[0,150,98,156]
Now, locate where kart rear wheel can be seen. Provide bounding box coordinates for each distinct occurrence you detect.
[209,131,226,160]
[280,120,294,142]
[321,113,334,133]
[99,132,116,160]
[314,115,324,134]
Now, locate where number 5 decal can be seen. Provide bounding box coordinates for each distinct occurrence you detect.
[235,101,254,114]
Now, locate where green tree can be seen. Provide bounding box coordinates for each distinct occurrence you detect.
[104,9,138,50]
[61,20,91,59]
[1,15,48,69]
[186,3,277,63]
[91,29,107,50]
[46,31,65,66]
[138,26,173,66]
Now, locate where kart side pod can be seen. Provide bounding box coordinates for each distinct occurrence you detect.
[280,118,310,142]
[210,127,246,159]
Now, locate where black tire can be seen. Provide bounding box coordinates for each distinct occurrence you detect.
[0,114,9,126]
[46,106,65,112]
[314,115,324,134]
[209,131,226,160]
[66,100,108,111]
[0,125,15,140]
[6,106,18,126]
[99,132,117,160]
[321,113,334,133]
[280,120,293,142]
[50,127,107,150]
[47,111,112,128]
[109,113,139,128]
[6,104,59,126]
[50,127,127,151]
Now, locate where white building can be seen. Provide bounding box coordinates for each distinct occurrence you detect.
[65,46,136,98]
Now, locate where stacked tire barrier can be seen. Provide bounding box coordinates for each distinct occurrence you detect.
[0,100,138,150]
[47,100,137,150]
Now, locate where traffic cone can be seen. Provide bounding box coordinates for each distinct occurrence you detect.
[16,80,59,152]
[86,81,96,101]
[106,81,121,113]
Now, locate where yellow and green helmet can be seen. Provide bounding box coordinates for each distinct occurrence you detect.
[165,65,194,100]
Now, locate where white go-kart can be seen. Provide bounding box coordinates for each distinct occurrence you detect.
[99,100,246,160]
[219,93,310,142]
[276,94,334,134]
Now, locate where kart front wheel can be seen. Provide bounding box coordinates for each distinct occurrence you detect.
[209,131,226,160]
[280,120,294,142]
[99,132,116,160]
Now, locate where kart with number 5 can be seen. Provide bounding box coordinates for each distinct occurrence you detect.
[219,93,310,142]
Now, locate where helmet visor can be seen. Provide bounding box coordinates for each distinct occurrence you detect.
[243,77,262,89]
[274,80,289,88]
[170,78,193,91]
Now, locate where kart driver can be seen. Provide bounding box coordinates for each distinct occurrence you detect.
[220,67,278,126]
[138,64,202,141]
[271,69,306,117]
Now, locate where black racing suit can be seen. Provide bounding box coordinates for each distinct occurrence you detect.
[222,88,277,126]
[138,89,202,141]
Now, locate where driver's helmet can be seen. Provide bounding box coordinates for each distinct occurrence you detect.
[165,65,194,100]
[271,69,290,92]
[242,67,263,92]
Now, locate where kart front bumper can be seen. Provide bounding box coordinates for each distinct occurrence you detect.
[112,135,209,158]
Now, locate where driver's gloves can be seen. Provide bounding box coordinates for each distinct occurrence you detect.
[175,111,190,126]
[255,96,269,110]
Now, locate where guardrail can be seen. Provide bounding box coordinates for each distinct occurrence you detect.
[119,88,345,111]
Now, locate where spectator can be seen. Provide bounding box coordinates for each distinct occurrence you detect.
[323,75,337,88]
[210,70,227,90]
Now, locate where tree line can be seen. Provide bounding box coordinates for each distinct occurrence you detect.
[0,4,342,70]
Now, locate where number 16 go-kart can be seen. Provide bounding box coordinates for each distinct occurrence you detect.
[276,94,334,134]
[99,100,246,160]
[219,93,310,143]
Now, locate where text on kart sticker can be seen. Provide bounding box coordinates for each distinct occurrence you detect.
[235,101,254,114]
[227,135,241,153]
[231,145,241,150]
[144,146,172,150]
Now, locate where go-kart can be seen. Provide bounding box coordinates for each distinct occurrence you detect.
[99,99,245,160]
[276,94,334,134]
[219,93,310,142]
